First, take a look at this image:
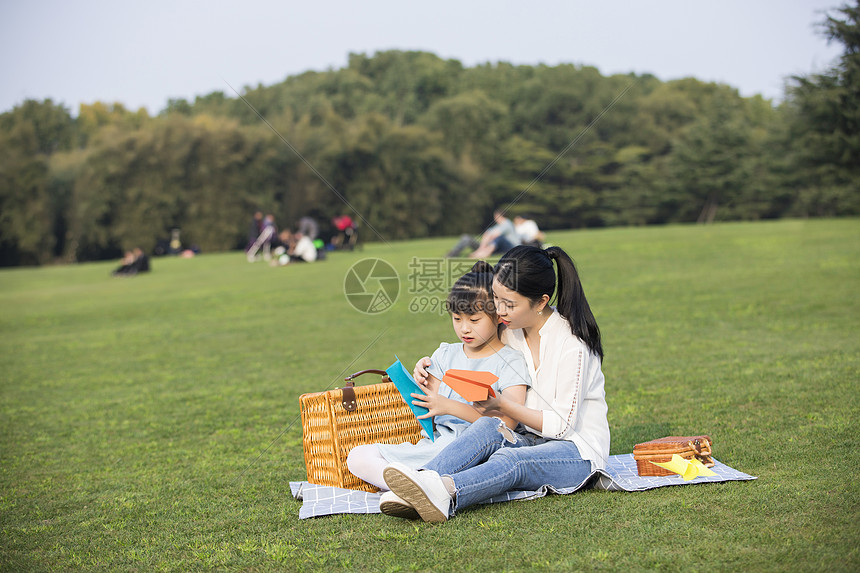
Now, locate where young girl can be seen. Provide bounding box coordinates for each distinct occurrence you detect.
[345,261,530,495]
[382,245,609,522]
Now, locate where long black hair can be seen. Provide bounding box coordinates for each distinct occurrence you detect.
[445,260,497,317]
[494,245,603,360]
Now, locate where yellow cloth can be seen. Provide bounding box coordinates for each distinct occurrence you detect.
[650,454,717,481]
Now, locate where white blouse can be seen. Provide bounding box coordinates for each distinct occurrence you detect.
[502,310,610,470]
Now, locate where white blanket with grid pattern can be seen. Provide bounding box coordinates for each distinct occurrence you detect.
[289,453,755,519]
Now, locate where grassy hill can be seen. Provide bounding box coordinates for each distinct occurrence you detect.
[1,219,858,572]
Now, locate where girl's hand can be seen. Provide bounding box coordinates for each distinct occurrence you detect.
[411,387,453,420]
[413,357,432,387]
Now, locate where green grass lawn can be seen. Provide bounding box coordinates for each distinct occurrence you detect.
[1,219,858,572]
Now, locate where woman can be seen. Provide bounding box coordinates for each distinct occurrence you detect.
[381,245,609,522]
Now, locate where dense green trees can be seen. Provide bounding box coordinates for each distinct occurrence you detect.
[0,99,73,265]
[783,1,860,217]
[1,4,857,266]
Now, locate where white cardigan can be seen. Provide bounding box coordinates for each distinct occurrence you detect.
[502,310,610,470]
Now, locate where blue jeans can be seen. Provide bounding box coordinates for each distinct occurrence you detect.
[423,416,593,513]
[446,234,480,257]
[491,235,517,255]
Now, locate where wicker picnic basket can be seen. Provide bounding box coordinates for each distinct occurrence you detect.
[300,369,424,492]
[633,435,714,477]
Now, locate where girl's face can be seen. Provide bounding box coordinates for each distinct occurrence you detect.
[451,310,499,352]
[493,278,544,330]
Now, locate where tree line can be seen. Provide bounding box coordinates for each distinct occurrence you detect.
[1,3,857,266]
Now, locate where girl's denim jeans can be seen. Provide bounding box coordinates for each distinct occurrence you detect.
[423,416,594,513]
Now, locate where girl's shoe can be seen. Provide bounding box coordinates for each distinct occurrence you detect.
[383,463,451,523]
[379,490,419,519]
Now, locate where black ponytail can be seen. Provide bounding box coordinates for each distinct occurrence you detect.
[544,246,603,360]
[495,245,603,360]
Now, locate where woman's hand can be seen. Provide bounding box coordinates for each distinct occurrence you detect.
[473,395,504,416]
[476,386,543,433]
[413,356,432,387]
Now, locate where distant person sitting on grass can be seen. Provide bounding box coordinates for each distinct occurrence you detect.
[112,247,150,276]
[331,215,357,250]
[467,210,522,259]
[446,210,522,258]
[273,230,318,265]
[514,215,545,248]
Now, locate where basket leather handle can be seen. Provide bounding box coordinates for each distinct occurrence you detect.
[340,369,391,411]
[344,369,388,381]
[689,438,710,454]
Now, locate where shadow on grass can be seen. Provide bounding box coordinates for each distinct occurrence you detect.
[611,422,676,454]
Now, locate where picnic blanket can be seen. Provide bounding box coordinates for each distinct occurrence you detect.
[289,453,756,519]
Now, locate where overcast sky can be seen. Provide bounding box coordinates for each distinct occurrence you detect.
[0,0,845,116]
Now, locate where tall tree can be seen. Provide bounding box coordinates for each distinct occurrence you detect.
[663,87,752,223]
[0,100,74,265]
[783,1,860,216]
[0,126,53,265]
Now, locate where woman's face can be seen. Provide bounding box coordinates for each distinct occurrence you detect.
[492,278,542,330]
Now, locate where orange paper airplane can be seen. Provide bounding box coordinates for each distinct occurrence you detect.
[442,369,498,401]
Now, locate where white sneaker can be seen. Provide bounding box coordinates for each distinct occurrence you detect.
[379,490,419,520]
[383,463,451,523]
